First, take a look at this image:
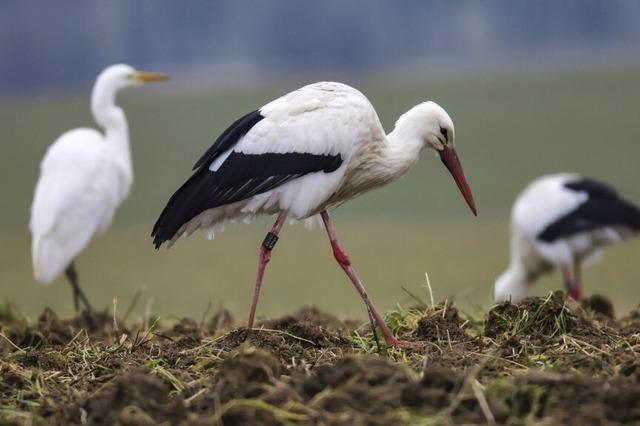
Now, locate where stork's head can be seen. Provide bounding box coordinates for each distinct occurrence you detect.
[494,268,529,303]
[397,101,477,215]
[95,64,169,92]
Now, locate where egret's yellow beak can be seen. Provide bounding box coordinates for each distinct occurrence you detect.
[134,71,170,82]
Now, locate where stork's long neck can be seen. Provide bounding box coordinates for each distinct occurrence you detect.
[494,262,529,303]
[382,118,426,181]
[90,79,131,171]
[494,232,534,302]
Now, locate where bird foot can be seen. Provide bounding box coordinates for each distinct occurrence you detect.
[568,287,582,301]
[386,338,415,349]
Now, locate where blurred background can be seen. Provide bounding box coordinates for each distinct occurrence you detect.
[1,0,639,322]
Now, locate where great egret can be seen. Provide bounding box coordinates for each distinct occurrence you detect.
[30,64,168,311]
[152,82,476,347]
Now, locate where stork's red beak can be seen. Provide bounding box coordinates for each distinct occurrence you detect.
[438,146,477,216]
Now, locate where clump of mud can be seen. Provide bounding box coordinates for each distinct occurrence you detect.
[193,352,472,425]
[506,370,640,424]
[623,304,640,335]
[213,349,283,402]
[37,308,123,344]
[210,307,353,369]
[165,317,203,347]
[581,294,615,319]
[259,306,346,347]
[415,300,470,342]
[484,291,577,339]
[0,307,122,352]
[206,308,234,334]
[483,292,640,378]
[185,349,287,425]
[53,370,186,425]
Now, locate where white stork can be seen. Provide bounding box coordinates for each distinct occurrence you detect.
[30,64,168,311]
[495,173,640,303]
[152,82,477,347]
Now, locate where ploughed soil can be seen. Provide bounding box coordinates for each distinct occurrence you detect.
[1,292,639,425]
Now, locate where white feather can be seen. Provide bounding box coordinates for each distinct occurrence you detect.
[30,129,131,284]
[209,149,232,172]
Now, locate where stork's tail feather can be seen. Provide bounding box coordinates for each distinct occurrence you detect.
[626,199,640,231]
[610,197,640,238]
[152,170,212,249]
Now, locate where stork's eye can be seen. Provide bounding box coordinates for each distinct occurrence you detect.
[439,126,448,141]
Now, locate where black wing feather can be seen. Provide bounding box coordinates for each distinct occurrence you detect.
[192,110,264,170]
[538,178,640,242]
[564,178,619,199]
[152,152,343,248]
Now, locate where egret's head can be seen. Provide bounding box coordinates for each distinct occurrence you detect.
[91,64,169,128]
[398,101,477,216]
[96,64,169,92]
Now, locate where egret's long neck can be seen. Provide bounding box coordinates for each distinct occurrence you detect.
[91,80,131,167]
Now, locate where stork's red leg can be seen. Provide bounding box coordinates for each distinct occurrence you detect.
[560,264,581,301]
[247,210,288,329]
[320,210,410,348]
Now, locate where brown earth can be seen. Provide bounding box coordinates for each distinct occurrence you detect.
[0,292,639,425]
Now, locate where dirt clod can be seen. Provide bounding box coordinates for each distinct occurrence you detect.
[415,301,469,341]
[54,370,186,425]
[485,291,576,339]
[206,308,234,334]
[582,294,615,319]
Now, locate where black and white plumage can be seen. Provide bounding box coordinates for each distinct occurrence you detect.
[152,82,477,347]
[495,173,640,303]
[152,111,344,245]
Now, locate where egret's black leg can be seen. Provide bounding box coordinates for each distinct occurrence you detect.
[65,262,93,312]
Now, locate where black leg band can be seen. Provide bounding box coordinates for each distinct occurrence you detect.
[262,232,279,250]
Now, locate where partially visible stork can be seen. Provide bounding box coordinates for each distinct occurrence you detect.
[30,64,168,311]
[495,173,640,303]
[152,82,476,347]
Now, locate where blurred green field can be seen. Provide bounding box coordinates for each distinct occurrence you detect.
[1,68,639,321]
